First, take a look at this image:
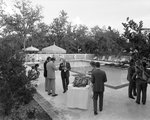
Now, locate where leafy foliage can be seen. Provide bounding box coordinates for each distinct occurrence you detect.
[9,105,36,120]
[0,0,43,49]
[50,10,68,46]
[0,0,129,55]
[122,17,150,59]
[0,45,36,115]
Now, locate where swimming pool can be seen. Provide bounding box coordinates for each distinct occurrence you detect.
[30,60,128,89]
[69,60,128,89]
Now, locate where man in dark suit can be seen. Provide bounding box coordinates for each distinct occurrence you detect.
[127,59,137,99]
[91,62,107,115]
[134,62,150,104]
[43,57,51,92]
[59,58,71,93]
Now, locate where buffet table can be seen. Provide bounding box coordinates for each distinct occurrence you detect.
[67,84,91,110]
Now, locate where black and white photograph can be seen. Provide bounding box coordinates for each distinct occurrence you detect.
[0,0,150,119]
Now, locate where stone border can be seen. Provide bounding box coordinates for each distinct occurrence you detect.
[105,83,129,89]
[33,92,67,120]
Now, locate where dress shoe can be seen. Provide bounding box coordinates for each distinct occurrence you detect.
[100,109,102,112]
[63,91,66,93]
[45,90,48,92]
[142,102,145,105]
[52,94,58,97]
[48,93,52,95]
[94,111,98,115]
[129,96,135,99]
[136,101,140,104]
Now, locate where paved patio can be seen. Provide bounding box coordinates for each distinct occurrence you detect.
[34,70,150,120]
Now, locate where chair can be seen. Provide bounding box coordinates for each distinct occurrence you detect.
[113,57,120,65]
[93,56,97,60]
[120,58,126,62]
[97,56,102,61]
[115,57,129,68]
[107,56,112,61]
[101,56,105,61]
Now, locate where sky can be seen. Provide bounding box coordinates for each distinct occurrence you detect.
[4,0,150,33]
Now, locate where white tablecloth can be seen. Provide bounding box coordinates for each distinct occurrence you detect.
[67,84,91,109]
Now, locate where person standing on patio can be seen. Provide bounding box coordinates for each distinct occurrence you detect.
[46,57,58,97]
[91,62,107,115]
[43,57,51,92]
[134,62,150,104]
[59,58,71,93]
[127,59,137,99]
[88,61,96,75]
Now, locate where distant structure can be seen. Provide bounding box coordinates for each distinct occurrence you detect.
[141,28,150,31]
[140,28,150,35]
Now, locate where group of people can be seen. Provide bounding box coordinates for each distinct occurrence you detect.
[41,56,150,116]
[43,57,71,97]
[43,57,107,115]
[88,59,150,115]
[127,59,150,105]
[26,55,150,116]
[43,58,108,115]
[42,57,150,115]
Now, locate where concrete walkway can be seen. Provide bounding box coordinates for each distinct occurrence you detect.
[34,70,150,120]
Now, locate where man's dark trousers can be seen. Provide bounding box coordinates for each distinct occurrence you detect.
[93,92,103,112]
[61,72,69,91]
[128,80,136,97]
[136,81,147,104]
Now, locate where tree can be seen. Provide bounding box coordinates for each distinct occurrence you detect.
[0,0,43,49]
[104,28,124,55]
[0,0,39,116]
[50,10,69,47]
[62,23,77,53]
[27,22,51,50]
[0,44,36,115]
[122,18,150,60]
[90,25,124,56]
[84,39,97,54]
[74,24,89,53]
[49,10,92,53]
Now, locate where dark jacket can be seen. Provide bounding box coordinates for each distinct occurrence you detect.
[91,69,107,92]
[59,62,71,77]
[43,61,48,77]
[127,66,135,82]
[136,68,150,86]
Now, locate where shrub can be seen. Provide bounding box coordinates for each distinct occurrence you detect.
[0,46,36,115]
[9,105,37,120]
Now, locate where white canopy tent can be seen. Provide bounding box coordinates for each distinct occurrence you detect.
[24,46,39,52]
[41,43,66,54]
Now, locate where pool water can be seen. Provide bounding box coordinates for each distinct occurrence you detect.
[70,60,128,89]
[70,60,91,68]
[37,60,128,89]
